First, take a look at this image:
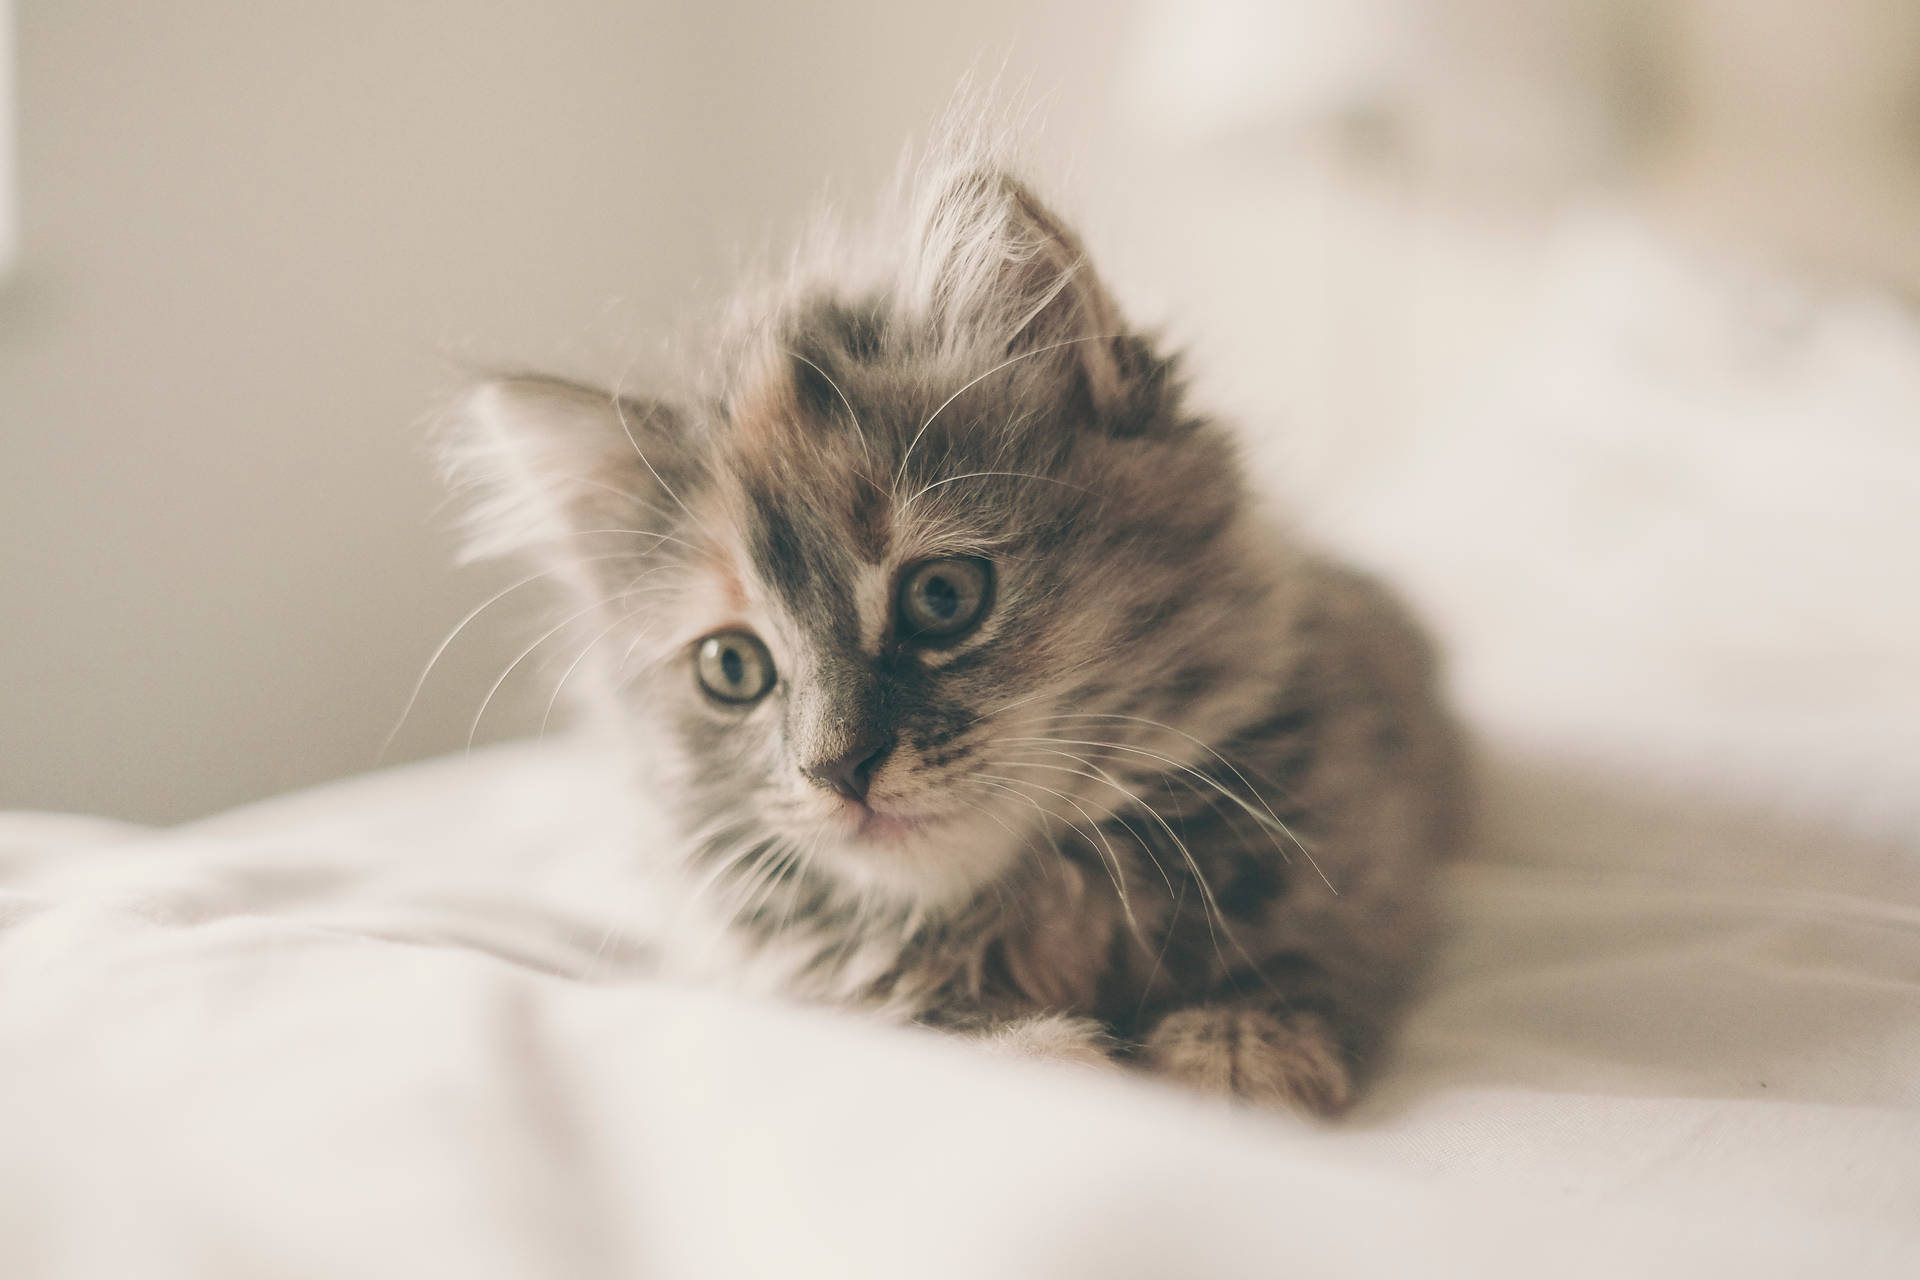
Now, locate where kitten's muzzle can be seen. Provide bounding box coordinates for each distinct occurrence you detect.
[800,733,891,803]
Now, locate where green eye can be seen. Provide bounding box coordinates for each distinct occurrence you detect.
[897,557,993,641]
[695,631,776,704]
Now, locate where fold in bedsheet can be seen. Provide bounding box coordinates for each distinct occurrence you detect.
[2,737,1916,1279]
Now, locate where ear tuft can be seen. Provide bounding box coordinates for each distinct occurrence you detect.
[908,166,1129,417]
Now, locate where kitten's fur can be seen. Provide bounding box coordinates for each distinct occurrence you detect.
[451,142,1467,1114]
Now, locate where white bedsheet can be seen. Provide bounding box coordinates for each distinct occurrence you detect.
[3,735,1916,1278]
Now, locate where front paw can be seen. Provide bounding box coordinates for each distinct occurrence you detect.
[1143,1006,1353,1115]
[971,1014,1118,1072]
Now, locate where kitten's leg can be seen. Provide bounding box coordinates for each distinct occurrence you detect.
[936,1011,1119,1071]
[1141,1000,1353,1115]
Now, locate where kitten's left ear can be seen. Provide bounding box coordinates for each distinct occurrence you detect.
[916,168,1133,420]
[446,374,689,566]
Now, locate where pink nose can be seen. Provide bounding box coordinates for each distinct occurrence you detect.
[801,737,889,802]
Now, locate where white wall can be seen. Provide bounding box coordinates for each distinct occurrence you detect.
[0,1,16,273]
[6,0,1917,825]
[0,1,1125,820]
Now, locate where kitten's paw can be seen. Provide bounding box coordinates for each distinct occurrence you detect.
[1143,1006,1353,1115]
[972,1014,1118,1072]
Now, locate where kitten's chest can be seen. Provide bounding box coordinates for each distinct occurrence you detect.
[666,786,1278,1023]
[711,855,1175,1022]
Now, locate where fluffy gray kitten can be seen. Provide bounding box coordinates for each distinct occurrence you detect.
[453,152,1467,1114]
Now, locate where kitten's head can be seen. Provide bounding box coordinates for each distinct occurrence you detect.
[453,163,1277,910]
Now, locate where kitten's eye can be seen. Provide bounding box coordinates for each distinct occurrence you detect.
[694,630,776,704]
[897,557,993,641]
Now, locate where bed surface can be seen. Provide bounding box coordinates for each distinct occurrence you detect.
[4,733,1916,1278]
[9,201,1920,1277]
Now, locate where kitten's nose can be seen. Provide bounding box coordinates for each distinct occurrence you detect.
[801,733,890,803]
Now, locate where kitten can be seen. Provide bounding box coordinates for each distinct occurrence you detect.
[450,147,1468,1114]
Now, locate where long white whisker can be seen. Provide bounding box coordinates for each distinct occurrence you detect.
[563,525,705,556]
[1030,713,1336,894]
[686,830,772,906]
[901,470,1096,520]
[951,791,1043,876]
[773,833,826,941]
[893,332,1129,489]
[974,772,1141,938]
[1006,733,1300,855]
[996,747,1288,995]
[378,552,636,761]
[1134,873,1190,1022]
[964,777,1151,953]
[990,755,1242,977]
[955,775,1088,904]
[606,368,719,544]
[729,842,798,928]
[553,474,681,526]
[537,578,677,738]
[686,836,782,950]
[466,591,645,751]
[969,776,1124,939]
[963,652,1112,726]
[994,736,1241,836]
[785,349,877,481]
[612,616,677,686]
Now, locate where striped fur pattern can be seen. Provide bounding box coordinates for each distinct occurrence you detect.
[449,150,1468,1114]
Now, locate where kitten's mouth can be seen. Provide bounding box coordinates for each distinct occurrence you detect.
[829,799,941,844]
[801,792,1024,907]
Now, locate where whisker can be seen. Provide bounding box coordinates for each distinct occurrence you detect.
[900,469,1096,519]
[695,839,782,939]
[989,755,1237,975]
[963,652,1112,726]
[686,829,772,906]
[1134,872,1189,1024]
[952,776,1085,924]
[606,366,721,544]
[563,525,706,557]
[973,772,1142,939]
[977,750,1178,901]
[378,552,637,762]
[950,790,1056,938]
[729,841,799,928]
[537,577,679,738]
[466,590,648,752]
[612,622,679,686]
[893,331,1131,489]
[951,789,1037,867]
[967,780,1123,947]
[1002,732,1332,959]
[991,405,1044,458]
[551,475,682,527]
[1028,713,1336,894]
[772,832,826,941]
[784,349,877,483]
[992,751,1280,995]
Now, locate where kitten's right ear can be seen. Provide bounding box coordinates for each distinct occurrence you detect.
[446,375,687,564]
[910,166,1132,421]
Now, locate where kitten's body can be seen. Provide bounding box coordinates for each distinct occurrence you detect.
[454,147,1466,1112]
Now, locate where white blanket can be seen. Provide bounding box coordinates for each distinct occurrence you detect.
[3,735,1916,1278]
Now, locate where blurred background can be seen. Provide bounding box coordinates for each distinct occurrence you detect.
[3,0,1916,833]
